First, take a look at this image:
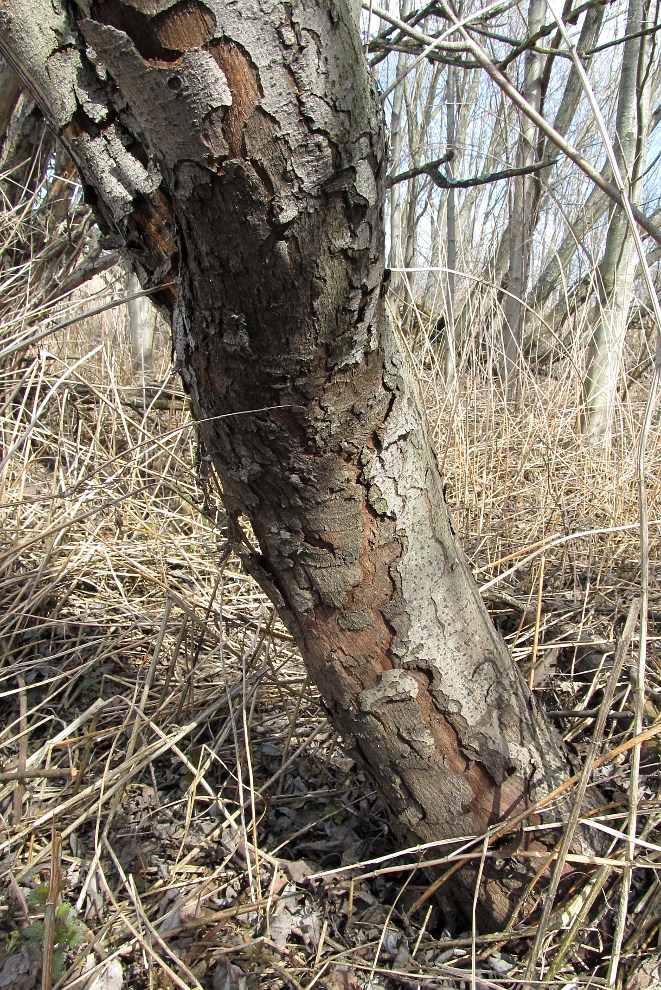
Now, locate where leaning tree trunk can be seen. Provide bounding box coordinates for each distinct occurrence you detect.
[0,0,602,929]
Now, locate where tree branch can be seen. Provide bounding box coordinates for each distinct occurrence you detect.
[366,0,608,71]
[435,0,661,248]
[586,22,661,55]
[432,157,558,189]
[387,154,558,189]
[386,151,454,187]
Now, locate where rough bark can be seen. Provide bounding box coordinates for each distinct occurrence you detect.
[0,0,602,929]
[0,54,21,147]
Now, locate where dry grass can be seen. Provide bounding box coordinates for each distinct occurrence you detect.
[1,193,660,990]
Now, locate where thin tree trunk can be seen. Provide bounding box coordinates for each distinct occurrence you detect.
[0,0,603,930]
[388,0,413,287]
[128,271,155,376]
[451,84,511,356]
[501,0,546,395]
[523,2,608,361]
[397,62,442,330]
[549,7,606,147]
[443,64,457,386]
[529,87,660,348]
[582,0,654,440]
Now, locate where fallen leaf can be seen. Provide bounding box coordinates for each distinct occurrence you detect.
[626,956,661,990]
[0,945,41,990]
[213,957,246,990]
[488,952,514,975]
[321,969,362,990]
[268,884,300,949]
[84,958,124,990]
[282,859,316,885]
[85,959,124,990]
[0,950,30,988]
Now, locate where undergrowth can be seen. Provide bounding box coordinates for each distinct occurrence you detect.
[0,171,659,990]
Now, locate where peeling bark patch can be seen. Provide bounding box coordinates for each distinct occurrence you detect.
[91,0,214,64]
[304,558,398,711]
[359,668,418,712]
[209,41,261,158]
[129,188,178,296]
[286,469,401,706]
[413,680,526,829]
[63,112,163,228]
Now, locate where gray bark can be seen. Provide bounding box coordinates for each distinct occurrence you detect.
[0,0,602,929]
[541,4,606,160]
[443,64,457,385]
[128,271,155,375]
[501,0,545,393]
[582,0,654,440]
[387,0,413,304]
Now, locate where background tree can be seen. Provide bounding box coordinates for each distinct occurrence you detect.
[582,0,655,439]
[127,269,156,376]
[371,0,659,418]
[501,0,545,395]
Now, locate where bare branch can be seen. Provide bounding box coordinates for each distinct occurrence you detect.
[586,22,661,55]
[389,155,558,189]
[435,0,661,248]
[386,151,454,187]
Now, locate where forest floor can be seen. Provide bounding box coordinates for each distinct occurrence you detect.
[0,274,659,990]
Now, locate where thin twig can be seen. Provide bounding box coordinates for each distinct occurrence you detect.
[524,599,640,982]
[42,827,61,990]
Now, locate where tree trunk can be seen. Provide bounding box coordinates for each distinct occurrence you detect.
[128,271,155,376]
[582,0,654,441]
[443,64,457,386]
[501,0,545,395]
[387,0,413,319]
[0,0,602,930]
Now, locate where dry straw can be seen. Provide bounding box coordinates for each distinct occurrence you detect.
[0,156,659,990]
